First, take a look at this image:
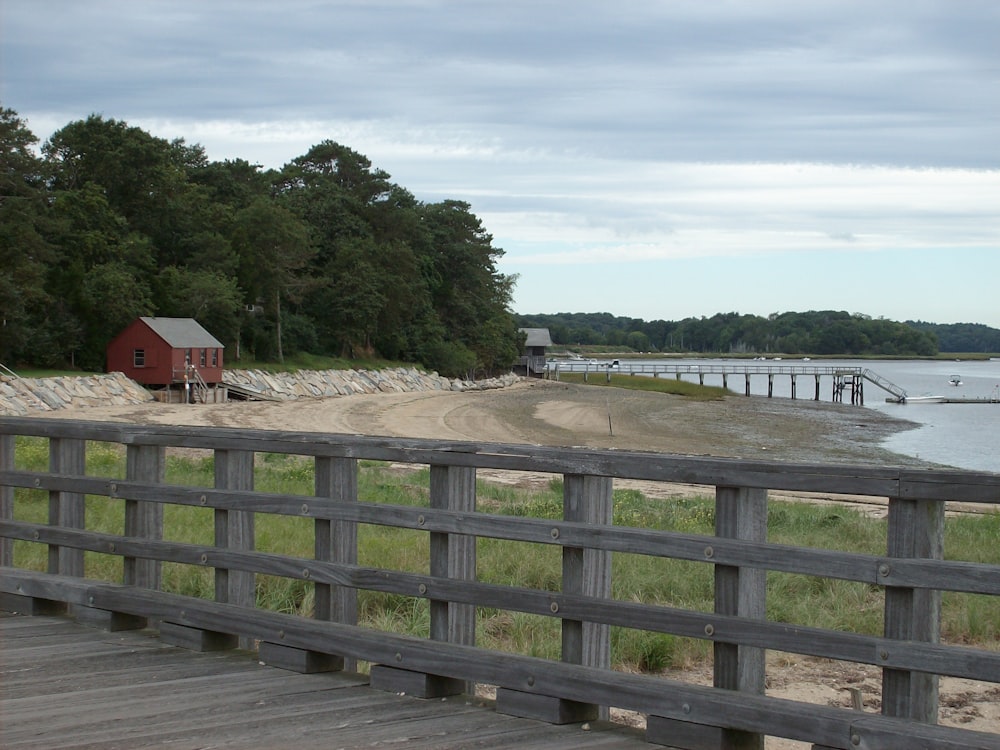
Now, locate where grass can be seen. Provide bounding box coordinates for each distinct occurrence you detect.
[555,372,728,400]
[7,436,999,672]
[225,352,414,374]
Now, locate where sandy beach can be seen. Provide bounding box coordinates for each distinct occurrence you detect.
[42,377,926,465]
[38,376,934,510]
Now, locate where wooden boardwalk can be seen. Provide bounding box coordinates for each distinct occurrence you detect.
[0,614,654,750]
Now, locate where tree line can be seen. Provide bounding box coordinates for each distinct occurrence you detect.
[0,106,522,376]
[516,311,1000,355]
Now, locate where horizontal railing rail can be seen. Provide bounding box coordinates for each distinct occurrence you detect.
[1,416,998,750]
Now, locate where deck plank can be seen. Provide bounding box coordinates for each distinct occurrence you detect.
[0,615,654,749]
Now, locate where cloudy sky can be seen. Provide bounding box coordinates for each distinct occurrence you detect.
[3,1,998,326]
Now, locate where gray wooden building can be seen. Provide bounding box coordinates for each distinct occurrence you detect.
[515,327,552,377]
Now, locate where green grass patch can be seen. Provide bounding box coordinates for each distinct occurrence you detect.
[225,352,414,374]
[555,372,728,400]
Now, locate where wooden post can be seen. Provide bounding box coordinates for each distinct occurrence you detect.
[745,374,751,396]
[124,444,164,590]
[0,435,12,569]
[314,456,358,670]
[429,464,476,647]
[373,463,477,697]
[714,486,768,699]
[214,449,255,648]
[562,474,612,676]
[814,375,821,401]
[650,486,767,749]
[48,438,85,578]
[790,374,797,399]
[497,473,612,724]
[882,496,943,723]
[715,486,767,750]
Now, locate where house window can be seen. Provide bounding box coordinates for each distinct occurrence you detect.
[200,349,207,367]
[133,349,145,367]
[185,349,192,365]
[212,349,218,367]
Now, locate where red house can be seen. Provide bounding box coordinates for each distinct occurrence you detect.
[106,317,226,403]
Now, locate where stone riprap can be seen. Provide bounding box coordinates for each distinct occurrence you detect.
[0,368,520,415]
[223,368,519,400]
[0,372,155,416]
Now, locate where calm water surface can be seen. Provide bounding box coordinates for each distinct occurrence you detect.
[606,358,1000,474]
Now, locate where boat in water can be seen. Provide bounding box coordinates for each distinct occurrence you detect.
[903,395,947,404]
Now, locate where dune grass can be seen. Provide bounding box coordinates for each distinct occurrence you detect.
[8,436,999,672]
[554,372,728,400]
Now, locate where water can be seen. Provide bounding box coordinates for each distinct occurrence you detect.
[595,358,1000,474]
[863,359,1000,474]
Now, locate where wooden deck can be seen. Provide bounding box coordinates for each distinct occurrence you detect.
[0,613,654,750]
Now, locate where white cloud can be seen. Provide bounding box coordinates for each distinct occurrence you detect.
[3,0,998,325]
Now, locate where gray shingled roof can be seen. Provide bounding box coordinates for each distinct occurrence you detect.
[140,317,224,348]
[520,328,553,347]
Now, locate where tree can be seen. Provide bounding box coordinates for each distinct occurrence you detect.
[155,267,243,347]
[0,107,61,365]
[231,198,314,362]
[77,262,154,370]
[418,200,520,373]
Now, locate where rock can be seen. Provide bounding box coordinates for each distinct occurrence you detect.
[0,368,522,416]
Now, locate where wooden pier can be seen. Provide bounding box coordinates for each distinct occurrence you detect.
[1,614,651,749]
[547,361,909,405]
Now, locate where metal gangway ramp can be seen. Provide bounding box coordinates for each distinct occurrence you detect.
[861,367,907,402]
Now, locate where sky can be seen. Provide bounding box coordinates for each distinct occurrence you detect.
[2,1,998,327]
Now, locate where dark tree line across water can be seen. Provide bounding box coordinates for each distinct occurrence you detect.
[1,107,521,376]
[516,311,1000,355]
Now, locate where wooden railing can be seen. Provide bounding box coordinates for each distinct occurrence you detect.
[1,416,998,750]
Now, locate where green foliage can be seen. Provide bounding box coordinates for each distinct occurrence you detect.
[517,310,985,356]
[907,320,1000,353]
[558,372,728,401]
[1,108,521,372]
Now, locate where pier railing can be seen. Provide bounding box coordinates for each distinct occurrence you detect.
[547,361,910,403]
[1,416,999,750]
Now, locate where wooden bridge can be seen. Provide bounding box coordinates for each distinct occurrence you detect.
[2,417,999,749]
[547,361,909,404]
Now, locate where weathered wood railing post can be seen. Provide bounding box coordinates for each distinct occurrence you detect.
[370,463,476,697]
[0,435,12,570]
[498,473,613,724]
[124,444,165,591]
[1,434,62,615]
[428,464,477,649]
[259,455,359,673]
[214,449,255,649]
[881,495,943,723]
[648,485,767,749]
[315,455,358,664]
[562,473,613,719]
[76,442,166,632]
[48,438,85,580]
[160,448,254,651]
